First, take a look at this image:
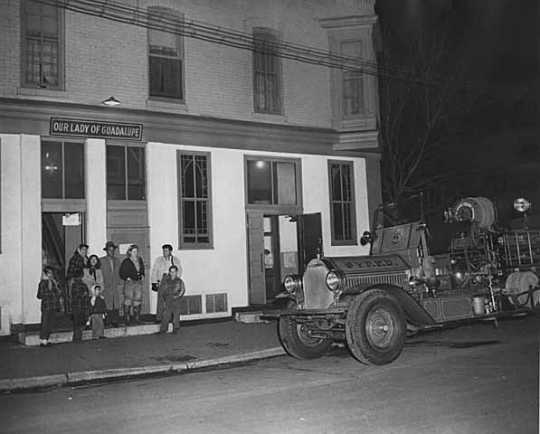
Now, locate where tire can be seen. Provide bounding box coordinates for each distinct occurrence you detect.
[345,289,406,365]
[278,312,332,359]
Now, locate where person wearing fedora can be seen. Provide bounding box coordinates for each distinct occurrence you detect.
[100,241,123,326]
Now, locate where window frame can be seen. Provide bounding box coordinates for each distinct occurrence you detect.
[252,28,283,115]
[41,139,85,200]
[328,159,357,246]
[20,0,65,90]
[244,155,302,215]
[147,6,185,103]
[106,143,146,202]
[176,150,213,250]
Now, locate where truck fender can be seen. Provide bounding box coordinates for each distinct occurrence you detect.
[360,284,436,326]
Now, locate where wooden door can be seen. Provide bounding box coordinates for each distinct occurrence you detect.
[246,210,266,305]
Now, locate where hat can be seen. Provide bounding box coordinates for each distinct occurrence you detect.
[103,241,118,251]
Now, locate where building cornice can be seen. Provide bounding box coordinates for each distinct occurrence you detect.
[319,15,377,29]
[0,97,380,158]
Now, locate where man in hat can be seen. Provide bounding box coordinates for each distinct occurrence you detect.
[100,241,123,326]
[151,244,181,322]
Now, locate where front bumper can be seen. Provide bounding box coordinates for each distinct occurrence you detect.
[261,307,346,320]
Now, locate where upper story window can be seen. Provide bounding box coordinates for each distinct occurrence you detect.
[246,157,299,207]
[21,0,63,89]
[253,29,282,114]
[328,160,357,245]
[106,145,146,200]
[148,7,184,101]
[177,152,213,249]
[41,141,84,199]
[341,41,364,117]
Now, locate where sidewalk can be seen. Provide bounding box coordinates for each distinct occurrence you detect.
[0,320,284,392]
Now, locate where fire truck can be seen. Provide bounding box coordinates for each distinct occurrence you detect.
[265,197,539,365]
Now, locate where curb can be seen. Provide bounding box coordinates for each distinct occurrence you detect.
[0,347,286,392]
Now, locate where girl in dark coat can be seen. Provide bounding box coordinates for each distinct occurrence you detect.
[37,266,61,346]
[71,277,89,342]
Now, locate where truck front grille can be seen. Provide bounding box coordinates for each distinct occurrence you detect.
[343,272,409,291]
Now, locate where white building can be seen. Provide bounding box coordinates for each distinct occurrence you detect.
[0,0,381,333]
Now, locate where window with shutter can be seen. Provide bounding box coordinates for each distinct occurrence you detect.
[253,29,282,114]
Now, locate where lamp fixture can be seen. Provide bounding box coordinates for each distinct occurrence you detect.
[102,96,121,106]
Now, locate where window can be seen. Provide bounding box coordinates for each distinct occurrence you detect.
[177,152,212,248]
[253,29,282,114]
[246,158,298,206]
[341,40,364,117]
[21,0,63,88]
[41,141,84,199]
[328,160,357,245]
[148,7,184,100]
[106,145,146,200]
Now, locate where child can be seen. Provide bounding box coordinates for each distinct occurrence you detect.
[37,266,61,347]
[71,277,89,342]
[158,265,185,334]
[89,285,107,339]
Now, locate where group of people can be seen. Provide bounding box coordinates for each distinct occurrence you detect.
[37,242,185,346]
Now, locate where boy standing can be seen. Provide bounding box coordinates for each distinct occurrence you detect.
[37,266,61,346]
[89,285,107,339]
[158,265,185,334]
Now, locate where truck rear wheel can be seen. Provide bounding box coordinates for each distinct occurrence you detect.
[278,314,332,359]
[345,289,406,365]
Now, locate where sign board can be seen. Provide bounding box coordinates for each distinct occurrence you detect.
[62,213,81,226]
[50,118,143,141]
[118,243,131,255]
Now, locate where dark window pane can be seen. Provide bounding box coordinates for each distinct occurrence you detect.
[149,56,182,99]
[194,155,208,198]
[181,155,194,198]
[330,164,342,201]
[106,145,126,200]
[41,141,63,198]
[183,200,196,240]
[333,203,344,240]
[196,201,208,236]
[64,143,84,198]
[247,160,272,204]
[253,30,280,113]
[127,147,145,200]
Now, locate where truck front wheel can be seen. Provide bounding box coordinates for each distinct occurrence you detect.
[345,289,406,365]
[278,314,332,359]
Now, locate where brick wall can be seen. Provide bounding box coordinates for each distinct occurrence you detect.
[0,0,376,128]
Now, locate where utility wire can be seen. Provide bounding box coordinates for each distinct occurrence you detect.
[33,0,442,87]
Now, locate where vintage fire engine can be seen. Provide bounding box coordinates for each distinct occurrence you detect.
[266,197,539,366]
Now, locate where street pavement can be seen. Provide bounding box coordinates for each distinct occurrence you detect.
[1,315,538,434]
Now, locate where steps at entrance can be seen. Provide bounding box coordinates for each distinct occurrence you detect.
[19,323,173,346]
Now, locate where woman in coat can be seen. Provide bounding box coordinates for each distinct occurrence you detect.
[119,245,145,325]
[82,255,104,294]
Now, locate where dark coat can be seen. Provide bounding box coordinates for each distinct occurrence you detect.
[100,255,123,309]
[159,276,185,307]
[37,279,61,313]
[119,257,145,281]
[90,296,107,315]
[71,279,89,318]
[67,251,87,279]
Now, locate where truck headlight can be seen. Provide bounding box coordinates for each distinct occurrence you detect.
[283,274,302,293]
[325,271,343,292]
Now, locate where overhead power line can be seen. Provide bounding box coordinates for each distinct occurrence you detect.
[33,0,438,86]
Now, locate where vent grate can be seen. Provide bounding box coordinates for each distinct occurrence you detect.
[206,293,228,313]
[179,295,202,315]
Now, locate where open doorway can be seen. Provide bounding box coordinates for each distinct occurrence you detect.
[247,212,321,306]
[42,212,85,322]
